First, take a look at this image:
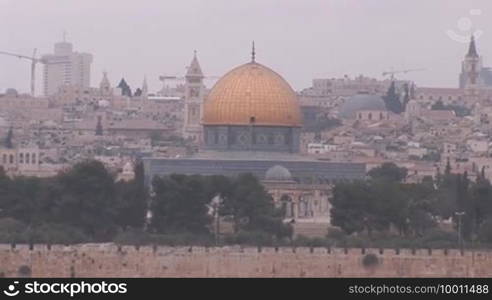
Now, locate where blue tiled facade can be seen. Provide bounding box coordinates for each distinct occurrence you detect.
[203,125,301,153]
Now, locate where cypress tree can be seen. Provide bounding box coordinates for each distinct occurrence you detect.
[383,81,403,114]
[4,126,13,149]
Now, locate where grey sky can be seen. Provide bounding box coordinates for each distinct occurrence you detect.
[1,0,491,95]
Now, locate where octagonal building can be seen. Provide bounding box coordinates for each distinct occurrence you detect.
[144,49,366,185]
[203,60,302,152]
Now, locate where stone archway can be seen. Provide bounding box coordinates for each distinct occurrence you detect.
[280,194,294,218]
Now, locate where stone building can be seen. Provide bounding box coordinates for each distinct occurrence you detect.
[41,38,93,96]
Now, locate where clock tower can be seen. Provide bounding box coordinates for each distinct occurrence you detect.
[183,51,205,142]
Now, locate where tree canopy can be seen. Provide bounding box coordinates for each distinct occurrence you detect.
[331,162,492,246]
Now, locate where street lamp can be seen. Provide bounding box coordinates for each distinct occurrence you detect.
[211,195,222,246]
[455,211,465,251]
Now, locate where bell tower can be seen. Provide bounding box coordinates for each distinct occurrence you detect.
[183,51,205,142]
[460,35,483,89]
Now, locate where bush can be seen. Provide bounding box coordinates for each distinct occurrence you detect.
[292,235,331,247]
[0,218,27,243]
[22,223,90,244]
[418,229,458,248]
[223,231,278,246]
[326,227,346,240]
[113,229,214,246]
[478,218,492,243]
[0,219,90,244]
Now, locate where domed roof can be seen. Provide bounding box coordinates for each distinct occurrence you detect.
[203,62,302,127]
[265,165,292,181]
[339,94,386,118]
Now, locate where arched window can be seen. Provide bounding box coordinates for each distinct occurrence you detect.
[280,195,293,218]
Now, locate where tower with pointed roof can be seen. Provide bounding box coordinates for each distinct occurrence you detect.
[99,71,112,97]
[460,35,483,89]
[141,76,149,100]
[183,51,205,142]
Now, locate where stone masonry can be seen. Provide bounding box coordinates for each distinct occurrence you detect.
[0,244,491,278]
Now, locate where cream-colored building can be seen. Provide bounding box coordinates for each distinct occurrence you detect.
[41,39,93,96]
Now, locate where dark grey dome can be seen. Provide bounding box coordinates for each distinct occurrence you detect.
[265,165,292,181]
[339,94,386,118]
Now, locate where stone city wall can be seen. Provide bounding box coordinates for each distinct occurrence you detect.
[0,243,491,277]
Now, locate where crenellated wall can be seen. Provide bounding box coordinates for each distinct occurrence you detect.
[0,244,491,277]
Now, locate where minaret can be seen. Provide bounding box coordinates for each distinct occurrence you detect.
[460,35,483,89]
[183,50,205,142]
[141,76,148,100]
[251,41,256,63]
[99,71,112,96]
[95,116,103,136]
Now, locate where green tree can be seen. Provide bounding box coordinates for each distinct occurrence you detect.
[151,174,211,234]
[330,181,378,235]
[4,126,13,149]
[223,173,291,239]
[114,161,147,229]
[383,81,403,114]
[478,217,492,243]
[368,162,407,182]
[402,83,411,111]
[54,160,118,239]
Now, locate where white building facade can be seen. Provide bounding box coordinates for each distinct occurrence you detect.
[41,39,93,96]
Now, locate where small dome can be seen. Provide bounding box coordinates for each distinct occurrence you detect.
[265,165,292,181]
[339,94,386,118]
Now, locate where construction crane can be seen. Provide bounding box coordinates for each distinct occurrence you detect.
[158,74,221,94]
[159,75,221,82]
[0,49,45,96]
[382,68,426,80]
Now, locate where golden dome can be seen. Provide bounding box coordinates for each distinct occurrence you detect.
[203,62,302,127]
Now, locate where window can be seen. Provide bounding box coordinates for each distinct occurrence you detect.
[32,153,36,164]
[19,153,24,164]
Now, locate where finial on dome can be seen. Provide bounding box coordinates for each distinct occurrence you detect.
[251,41,256,63]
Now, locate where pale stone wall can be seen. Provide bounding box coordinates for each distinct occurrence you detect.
[0,244,491,278]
